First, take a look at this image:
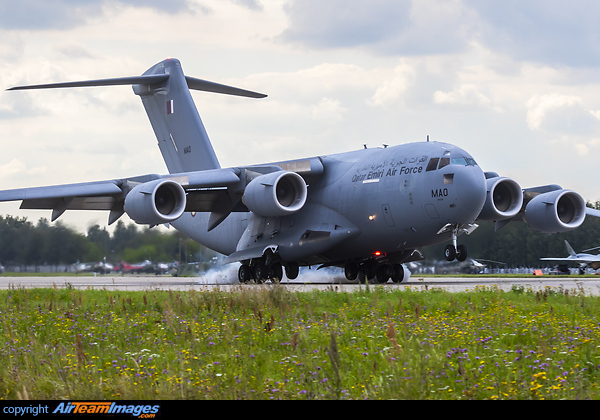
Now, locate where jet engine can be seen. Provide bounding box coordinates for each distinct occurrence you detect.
[477,177,523,221]
[524,189,586,233]
[124,179,186,225]
[243,171,308,217]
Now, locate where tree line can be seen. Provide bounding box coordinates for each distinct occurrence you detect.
[0,216,215,270]
[3,202,600,271]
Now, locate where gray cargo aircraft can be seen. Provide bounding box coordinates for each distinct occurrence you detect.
[2,58,599,283]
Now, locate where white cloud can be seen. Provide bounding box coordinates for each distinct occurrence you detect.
[368,62,414,107]
[525,94,590,132]
[574,138,600,156]
[312,97,348,123]
[230,0,263,11]
[433,84,493,108]
[0,158,46,179]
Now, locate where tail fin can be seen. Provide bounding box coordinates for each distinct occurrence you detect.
[565,240,577,257]
[8,58,266,174]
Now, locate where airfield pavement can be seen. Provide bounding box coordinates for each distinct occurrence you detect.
[2,274,600,295]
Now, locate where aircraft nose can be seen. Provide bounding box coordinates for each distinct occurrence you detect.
[454,165,486,223]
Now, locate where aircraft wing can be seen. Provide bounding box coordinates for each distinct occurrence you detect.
[587,208,600,218]
[540,256,600,263]
[540,257,578,262]
[0,159,324,228]
[0,168,245,225]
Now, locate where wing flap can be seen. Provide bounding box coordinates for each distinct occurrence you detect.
[20,196,118,211]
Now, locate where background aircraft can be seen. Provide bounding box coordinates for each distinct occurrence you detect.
[541,240,600,275]
[2,58,599,284]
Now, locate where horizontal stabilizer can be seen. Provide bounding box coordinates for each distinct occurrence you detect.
[185,76,267,98]
[7,75,169,91]
[7,74,266,98]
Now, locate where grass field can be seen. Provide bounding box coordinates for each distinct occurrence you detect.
[1,284,600,400]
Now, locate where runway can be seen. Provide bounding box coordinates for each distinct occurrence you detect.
[1,274,600,295]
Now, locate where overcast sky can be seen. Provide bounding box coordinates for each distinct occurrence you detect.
[1,0,600,233]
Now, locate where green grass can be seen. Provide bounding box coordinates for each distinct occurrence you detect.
[2,284,600,400]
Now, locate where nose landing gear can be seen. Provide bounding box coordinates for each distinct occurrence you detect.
[438,223,478,262]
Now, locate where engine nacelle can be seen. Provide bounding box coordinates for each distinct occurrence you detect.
[524,189,586,233]
[477,177,523,221]
[124,179,186,225]
[243,171,307,217]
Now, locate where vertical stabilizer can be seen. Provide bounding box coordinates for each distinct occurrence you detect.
[133,58,220,173]
[565,240,577,257]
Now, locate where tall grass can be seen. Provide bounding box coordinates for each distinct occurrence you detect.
[1,284,600,399]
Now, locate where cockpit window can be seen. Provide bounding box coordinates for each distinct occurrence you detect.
[426,158,439,172]
[450,156,478,166]
[427,155,477,171]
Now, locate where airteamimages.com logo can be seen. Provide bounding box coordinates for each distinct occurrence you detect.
[53,402,160,417]
[2,402,160,418]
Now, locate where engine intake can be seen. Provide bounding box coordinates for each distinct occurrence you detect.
[124,179,186,225]
[477,177,523,221]
[524,189,586,233]
[243,171,307,217]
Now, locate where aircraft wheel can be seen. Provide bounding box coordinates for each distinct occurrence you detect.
[238,264,252,283]
[344,261,359,280]
[254,263,268,282]
[375,264,391,284]
[456,244,467,262]
[444,245,456,261]
[361,261,377,280]
[392,264,405,283]
[270,263,283,283]
[284,262,299,280]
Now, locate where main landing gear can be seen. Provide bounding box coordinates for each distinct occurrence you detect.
[344,260,406,284]
[238,257,299,284]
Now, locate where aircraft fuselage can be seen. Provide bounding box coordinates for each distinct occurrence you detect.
[173,141,486,267]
